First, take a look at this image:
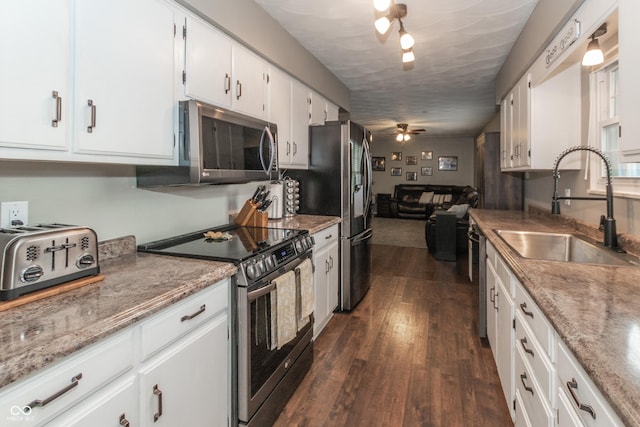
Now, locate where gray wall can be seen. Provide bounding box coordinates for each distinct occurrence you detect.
[370,136,475,197]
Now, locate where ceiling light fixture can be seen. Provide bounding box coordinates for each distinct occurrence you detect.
[582,23,607,66]
[373,1,415,63]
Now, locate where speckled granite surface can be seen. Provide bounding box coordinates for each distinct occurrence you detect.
[267,214,340,234]
[0,251,236,390]
[470,209,640,427]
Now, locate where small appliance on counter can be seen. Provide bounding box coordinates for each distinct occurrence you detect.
[283,177,300,217]
[0,224,100,301]
[267,180,284,220]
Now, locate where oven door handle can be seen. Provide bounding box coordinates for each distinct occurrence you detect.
[248,282,276,301]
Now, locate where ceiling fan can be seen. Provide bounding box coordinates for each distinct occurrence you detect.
[394,123,425,142]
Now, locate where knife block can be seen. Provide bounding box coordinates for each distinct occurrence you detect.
[234,200,258,226]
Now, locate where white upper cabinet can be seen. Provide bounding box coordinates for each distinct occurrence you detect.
[73,0,176,162]
[232,44,267,119]
[0,0,70,152]
[618,0,640,161]
[290,80,311,168]
[183,15,232,108]
[310,90,326,125]
[268,66,293,168]
[326,101,340,122]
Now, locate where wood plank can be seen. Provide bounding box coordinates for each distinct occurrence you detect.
[274,244,512,427]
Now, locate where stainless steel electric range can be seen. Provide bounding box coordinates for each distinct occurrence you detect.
[138,224,315,427]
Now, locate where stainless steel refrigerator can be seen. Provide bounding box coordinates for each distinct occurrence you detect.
[288,120,373,311]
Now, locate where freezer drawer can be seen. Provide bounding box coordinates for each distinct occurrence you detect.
[340,228,372,311]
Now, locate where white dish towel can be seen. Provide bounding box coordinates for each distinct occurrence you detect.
[297,258,314,330]
[274,270,297,349]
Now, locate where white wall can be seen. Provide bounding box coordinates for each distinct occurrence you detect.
[0,161,264,243]
[369,136,475,197]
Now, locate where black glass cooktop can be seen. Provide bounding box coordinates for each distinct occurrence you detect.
[137,225,305,264]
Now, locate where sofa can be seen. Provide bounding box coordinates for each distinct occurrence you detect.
[389,184,479,220]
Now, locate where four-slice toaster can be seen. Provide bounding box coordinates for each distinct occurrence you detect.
[0,224,100,301]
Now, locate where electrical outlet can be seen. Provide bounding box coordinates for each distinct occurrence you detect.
[564,189,571,206]
[1,201,29,228]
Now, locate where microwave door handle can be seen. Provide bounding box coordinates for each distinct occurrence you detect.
[259,126,275,176]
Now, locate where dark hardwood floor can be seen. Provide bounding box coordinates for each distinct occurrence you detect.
[274,244,512,427]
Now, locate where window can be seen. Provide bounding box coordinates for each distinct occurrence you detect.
[590,61,640,196]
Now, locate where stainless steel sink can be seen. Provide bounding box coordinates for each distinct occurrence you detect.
[494,230,639,266]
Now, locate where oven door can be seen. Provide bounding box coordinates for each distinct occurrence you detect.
[237,254,313,424]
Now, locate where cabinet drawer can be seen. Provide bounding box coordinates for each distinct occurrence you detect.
[0,330,133,426]
[514,281,554,359]
[312,224,339,251]
[515,343,554,427]
[557,387,587,427]
[140,279,229,361]
[515,389,533,427]
[515,311,555,405]
[556,341,623,427]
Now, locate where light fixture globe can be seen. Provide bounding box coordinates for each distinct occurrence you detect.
[373,0,391,12]
[582,37,604,66]
[396,133,404,142]
[402,48,415,63]
[399,22,414,49]
[375,16,392,34]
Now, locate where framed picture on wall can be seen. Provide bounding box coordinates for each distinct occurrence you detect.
[421,151,433,160]
[405,156,417,165]
[391,152,402,161]
[438,156,458,171]
[406,172,417,181]
[421,166,433,176]
[390,167,402,176]
[372,156,386,171]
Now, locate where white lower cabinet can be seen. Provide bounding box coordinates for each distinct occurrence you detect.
[485,238,624,426]
[312,224,340,339]
[0,279,230,427]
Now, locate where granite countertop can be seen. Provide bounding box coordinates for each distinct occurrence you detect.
[267,214,340,234]
[0,246,236,391]
[0,215,339,392]
[469,208,640,427]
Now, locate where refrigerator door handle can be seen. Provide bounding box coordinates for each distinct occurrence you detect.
[351,228,373,244]
[362,136,372,219]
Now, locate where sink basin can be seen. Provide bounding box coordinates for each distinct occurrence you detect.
[494,230,639,266]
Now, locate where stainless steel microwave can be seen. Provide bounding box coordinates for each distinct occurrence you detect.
[137,100,278,186]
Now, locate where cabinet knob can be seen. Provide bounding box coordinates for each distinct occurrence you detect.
[119,413,130,427]
[153,384,163,422]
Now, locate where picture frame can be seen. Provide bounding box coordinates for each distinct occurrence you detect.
[405,156,417,165]
[438,156,458,171]
[421,166,433,176]
[421,151,433,160]
[406,172,417,181]
[390,167,402,176]
[391,152,402,161]
[372,156,386,171]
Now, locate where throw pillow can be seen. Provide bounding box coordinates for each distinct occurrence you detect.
[418,191,434,204]
[432,194,444,205]
[446,204,470,219]
[443,194,453,203]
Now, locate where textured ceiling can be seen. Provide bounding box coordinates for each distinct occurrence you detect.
[254,0,539,139]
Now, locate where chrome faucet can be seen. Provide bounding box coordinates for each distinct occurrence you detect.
[551,145,618,249]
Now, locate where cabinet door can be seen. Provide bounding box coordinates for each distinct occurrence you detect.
[73,0,176,162]
[500,98,509,170]
[310,90,326,125]
[268,67,293,167]
[327,241,340,313]
[326,101,340,122]
[184,15,232,108]
[289,80,310,168]
[313,244,330,339]
[139,314,228,427]
[486,260,499,361]
[232,44,266,119]
[497,275,514,418]
[0,0,70,152]
[618,0,640,161]
[515,74,530,168]
[46,375,139,427]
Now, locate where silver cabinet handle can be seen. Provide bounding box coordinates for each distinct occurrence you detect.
[325,234,332,239]
[286,141,291,155]
[520,302,534,318]
[224,73,231,94]
[52,91,62,127]
[293,141,297,155]
[180,304,206,322]
[567,378,596,419]
[520,337,534,357]
[489,287,495,303]
[87,99,96,133]
[329,256,334,269]
[325,259,330,274]
[119,413,130,427]
[27,373,82,408]
[520,372,534,395]
[153,384,163,422]
[236,80,242,99]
